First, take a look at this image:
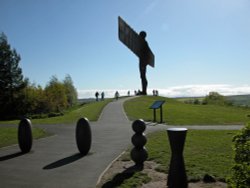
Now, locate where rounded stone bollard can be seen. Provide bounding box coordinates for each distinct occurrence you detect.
[131,133,147,148]
[75,117,92,155]
[130,119,148,166]
[132,119,146,133]
[130,147,148,165]
[18,118,33,153]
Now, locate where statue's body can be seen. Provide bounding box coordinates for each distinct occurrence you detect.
[138,31,149,95]
[118,17,154,95]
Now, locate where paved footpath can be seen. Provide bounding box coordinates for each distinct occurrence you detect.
[0,97,244,188]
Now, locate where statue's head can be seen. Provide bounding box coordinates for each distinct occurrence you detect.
[139,31,147,39]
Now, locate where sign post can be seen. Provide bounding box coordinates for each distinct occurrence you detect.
[149,100,165,123]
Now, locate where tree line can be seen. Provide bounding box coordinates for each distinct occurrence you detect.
[0,33,78,120]
[184,92,232,106]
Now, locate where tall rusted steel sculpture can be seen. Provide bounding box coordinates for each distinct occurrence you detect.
[118,16,154,95]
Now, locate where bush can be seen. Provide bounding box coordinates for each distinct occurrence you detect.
[202,92,226,105]
[48,112,64,118]
[228,123,250,187]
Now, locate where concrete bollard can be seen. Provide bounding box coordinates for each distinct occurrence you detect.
[18,118,33,153]
[167,128,188,188]
[75,117,92,155]
[131,119,148,166]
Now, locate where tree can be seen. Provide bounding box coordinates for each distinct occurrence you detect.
[63,74,78,107]
[45,76,67,112]
[202,92,226,105]
[228,124,250,187]
[0,33,26,119]
[23,79,47,115]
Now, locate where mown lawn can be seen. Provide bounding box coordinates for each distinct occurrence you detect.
[146,130,237,182]
[124,96,250,125]
[0,99,112,125]
[0,127,49,148]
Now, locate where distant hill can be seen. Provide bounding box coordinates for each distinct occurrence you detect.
[78,98,96,104]
[175,94,250,107]
[225,95,250,107]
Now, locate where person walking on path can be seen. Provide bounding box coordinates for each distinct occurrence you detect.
[115,91,119,100]
[95,91,99,101]
[101,92,105,101]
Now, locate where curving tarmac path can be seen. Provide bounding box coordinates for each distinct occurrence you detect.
[0,97,244,188]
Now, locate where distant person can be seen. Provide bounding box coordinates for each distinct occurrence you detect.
[101,92,105,101]
[95,91,99,101]
[127,90,130,96]
[115,91,119,100]
[156,90,159,96]
[137,89,141,95]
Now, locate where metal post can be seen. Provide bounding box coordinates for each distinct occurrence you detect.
[167,128,188,188]
[153,109,156,122]
[160,106,163,123]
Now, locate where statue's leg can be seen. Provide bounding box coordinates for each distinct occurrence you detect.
[140,64,147,95]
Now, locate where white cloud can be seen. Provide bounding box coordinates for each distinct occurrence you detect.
[158,84,250,98]
[77,84,250,99]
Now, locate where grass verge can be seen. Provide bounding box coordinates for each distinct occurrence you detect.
[146,130,237,182]
[0,99,112,125]
[124,96,250,125]
[101,171,151,188]
[0,127,49,148]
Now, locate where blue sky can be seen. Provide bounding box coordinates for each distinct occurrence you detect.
[1,0,250,98]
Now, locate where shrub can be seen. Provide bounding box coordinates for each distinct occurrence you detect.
[48,112,64,118]
[202,92,226,105]
[228,123,250,187]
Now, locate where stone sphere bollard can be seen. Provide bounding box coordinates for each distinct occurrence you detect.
[131,133,147,147]
[76,117,92,155]
[130,119,148,166]
[18,118,33,153]
[132,119,146,133]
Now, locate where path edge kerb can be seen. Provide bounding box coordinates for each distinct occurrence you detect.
[96,151,126,186]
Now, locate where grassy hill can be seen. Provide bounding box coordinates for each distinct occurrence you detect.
[124,96,250,125]
[226,94,250,107]
[176,94,250,107]
[0,99,111,125]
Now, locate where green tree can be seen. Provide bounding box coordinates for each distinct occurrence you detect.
[228,124,250,187]
[45,76,67,112]
[202,92,226,105]
[63,74,78,107]
[23,80,47,115]
[0,33,26,119]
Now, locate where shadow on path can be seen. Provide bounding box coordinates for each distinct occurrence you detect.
[101,165,143,188]
[0,151,24,161]
[43,152,93,170]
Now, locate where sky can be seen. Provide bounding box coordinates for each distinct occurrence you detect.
[1,0,250,98]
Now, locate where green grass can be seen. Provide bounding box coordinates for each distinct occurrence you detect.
[0,127,49,148]
[0,99,112,125]
[124,96,250,125]
[146,130,237,182]
[100,171,151,188]
[118,172,151,188]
